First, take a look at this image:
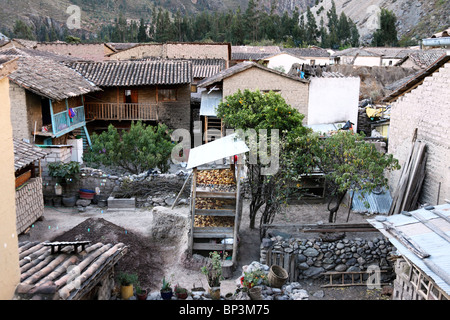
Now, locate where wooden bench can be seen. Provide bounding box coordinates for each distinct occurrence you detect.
[43,241,91,254]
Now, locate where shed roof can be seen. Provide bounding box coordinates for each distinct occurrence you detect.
[13,139,49,171]
[187,133,249,169]
[6,55,101,101]
[197,61,309,88]
[15,241,128,300]
[367,203,450,295]
[67,59,192,87]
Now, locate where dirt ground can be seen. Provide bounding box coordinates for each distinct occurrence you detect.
[18,199,392,300]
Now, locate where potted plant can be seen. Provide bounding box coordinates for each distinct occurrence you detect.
[174,284,188,300]
[241,269,268,300]
[160,276,173,300]
[136,283,148,300]
[48,161,80,207]
[201,251,225,300]
[117,272,138,300]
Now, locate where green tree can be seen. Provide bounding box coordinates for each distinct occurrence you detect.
[83,121,174,174]
[292,131,400,222]
[371,8,398,47]
[137,18,148,42]
[305,6,318,45]
[12,20,35,40]
[216,89,310,232]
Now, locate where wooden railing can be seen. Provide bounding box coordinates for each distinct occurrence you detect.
[53,105,85,135]
[85,102,158,121]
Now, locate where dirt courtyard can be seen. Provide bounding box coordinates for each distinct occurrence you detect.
[18,200,392,300]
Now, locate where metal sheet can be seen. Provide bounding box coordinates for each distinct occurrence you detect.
[351,188,392,214]
[187,133,249,169]
[368,203,450,295]
[200,90,222,116]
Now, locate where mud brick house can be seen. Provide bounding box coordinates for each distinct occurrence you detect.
[107,42,231,66]
[0,56,20,300]
[197,61,310,143]
[6,55,100,146]
[384,51,450,206]
[13,139,48,235]
[331,48,382,67]
[230,45,281,66]
[35,42,116,61]
[67,59,193,133]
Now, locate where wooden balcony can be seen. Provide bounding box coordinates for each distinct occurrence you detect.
[85,102,158,121]
[52,105,86,137]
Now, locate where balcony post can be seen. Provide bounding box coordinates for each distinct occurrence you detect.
[49,99,56,136]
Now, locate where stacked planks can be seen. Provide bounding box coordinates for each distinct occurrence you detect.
[389,130,428,215]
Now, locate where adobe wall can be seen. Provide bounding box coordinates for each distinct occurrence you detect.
[387,61,450,205]
[223,67,310,123]
[16,177,44,234]
[9,82,29,141]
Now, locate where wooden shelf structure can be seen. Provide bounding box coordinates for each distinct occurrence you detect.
[188,166,244,266]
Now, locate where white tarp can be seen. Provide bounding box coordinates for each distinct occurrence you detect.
[187,133,249,169]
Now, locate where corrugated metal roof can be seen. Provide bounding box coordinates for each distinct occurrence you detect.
[368,203,450,295]
[187,133,249,169]
[351,187,392,215]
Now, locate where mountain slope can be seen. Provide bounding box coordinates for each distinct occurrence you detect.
[305,0,450,44]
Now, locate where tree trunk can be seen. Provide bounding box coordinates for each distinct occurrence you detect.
[327,191,347,223]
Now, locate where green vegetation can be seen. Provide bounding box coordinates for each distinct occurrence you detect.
[371,8,399,47]
[83,121,174,175]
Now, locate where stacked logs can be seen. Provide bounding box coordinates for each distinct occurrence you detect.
[196,169,235,185]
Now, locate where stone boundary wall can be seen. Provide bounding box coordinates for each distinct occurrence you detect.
[260,235,395,281]
[43,166,191,207]
[16,177,44,234]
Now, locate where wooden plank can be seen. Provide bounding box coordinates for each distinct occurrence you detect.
[195,209,235,216]
[382,221,430,259]
[171,171,193,209]
[15,170,31,188]
[188,168,197,254]
[193,243,233,251]
[195,191,236,199]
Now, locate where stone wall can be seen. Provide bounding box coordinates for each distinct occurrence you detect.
[44,166,191,208]
[260,235,395,281]
[9,82,29,141]
[16,177,44,234]
[388,61,450,205]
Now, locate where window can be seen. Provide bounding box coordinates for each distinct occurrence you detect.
[158,88,177,101]
[124,89,138,103]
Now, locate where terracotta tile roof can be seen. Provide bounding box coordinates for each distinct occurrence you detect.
[406,49,448,69]
[13,139,49,171]
[15,241,128,300]
[231,45,281,61]
[66,59,193,87]
[331,47,381,57]
[281,47,330,58]
[6,55,100,101]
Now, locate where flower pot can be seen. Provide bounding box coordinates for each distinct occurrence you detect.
[137,290,148,300]
[268,265,288,288]
[160,290,173,300]
[175,291,188,300]
[209,286,221,300]
[249,286,262,300]
[121,285,134,300]
[62,195,77,207]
